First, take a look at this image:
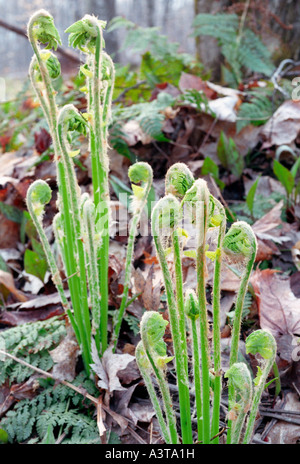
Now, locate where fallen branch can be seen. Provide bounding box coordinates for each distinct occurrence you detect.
[0,18,81,65]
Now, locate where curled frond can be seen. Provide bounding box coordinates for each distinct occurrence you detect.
[246,329,276,361]
[26,180,52,218]
[128,162,153,205]
[223,221,257,260]
[66,15,106,53]
[185,290,199,321]
[33,51,61,81]
[57,104,88,136]
[165,163,194,199]
[225,363,252,399]
[151,194,180,239]
[182,178,209,226]
[140,311,173,367]
[28,9,61,50]
[208,195,226,228]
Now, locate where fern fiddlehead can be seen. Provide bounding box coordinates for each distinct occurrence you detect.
[140,311,179,444]
[112,162,153,350]
[223,221,257,443]
[225,362,253,444]
[242,330,276,444]
[151,194,193,444]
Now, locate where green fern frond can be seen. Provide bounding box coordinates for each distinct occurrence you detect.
[192,13,275,86]
[0,317,66,385]
[237,94,274,132]
[113,91,174,139]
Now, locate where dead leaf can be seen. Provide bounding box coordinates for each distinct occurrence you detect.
[179,72,217,99]
[266,393,300,444]
[91,345,135,394]
[251,269,300,339]
[49,325,80,382]
[261,100,300,147]
[0,270,28,302]
[121,120,152,146]
[251,200,291,261]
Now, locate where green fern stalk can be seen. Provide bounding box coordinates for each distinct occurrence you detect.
[242,330,276,444]
[151,195,193,444]
[223,221,257,443]
[112,162,153,351]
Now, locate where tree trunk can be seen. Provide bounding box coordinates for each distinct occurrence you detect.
[145,0,155,27]
[86,0,118,57]
[194,0,231,81]
[268,0,300,62]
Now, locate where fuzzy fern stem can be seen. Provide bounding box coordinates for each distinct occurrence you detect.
[185,290,203,443]
[140,312,179,444]
[223,221,257,443]
[209,197,226,444]
[225,362,253,444]
[151,195,193,444]
[135,341,171,444]
[242,330,276,444]
[183,179,211,444]
[112,162,153,351]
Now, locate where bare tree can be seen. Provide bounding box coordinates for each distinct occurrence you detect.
[85,0,118,57]
[194,0,231,81]
[145,0,155,27]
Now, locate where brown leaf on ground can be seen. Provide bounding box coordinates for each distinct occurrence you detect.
[179,72,217,99]
[266,393,300,444]
[251,200,291,261]
[0,306,64,326]
[0,376,40,417]
[50,325,80,382]
[0,270,28,302]
[250,269,300,339]
[91,346,136,394]
[260,100,300,147]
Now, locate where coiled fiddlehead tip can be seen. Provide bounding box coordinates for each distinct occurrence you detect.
[140,311,173,368]
[58,104,88,135]
[246,329,276,361]
[223,221,257,260]
[185,289,199,320]
[128,162,153,201]
[65,15,106,53]
[225,362,252,394]
[28,10,62,50]
[208,195,225,228]
[26,180,52,218]
[135,341,151,371]
[165,163,194,199]
[34,50,61,81]
[151,194,180,237]
[128,162,152,184]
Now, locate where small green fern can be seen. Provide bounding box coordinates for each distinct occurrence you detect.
[237,90,275,132]
[0,373,102,444]
[192,13,275,87]
[0,317,66,385]
[113,91,174,140]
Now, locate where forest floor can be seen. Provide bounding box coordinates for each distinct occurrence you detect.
[0,69,300,445]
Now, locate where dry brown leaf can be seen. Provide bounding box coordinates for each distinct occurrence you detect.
[266,393,300,444]
[0,270,28,302]
[92,346,135,394]
[251,269,300,339]
[260,100,300,147]
[50,325,80,382]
